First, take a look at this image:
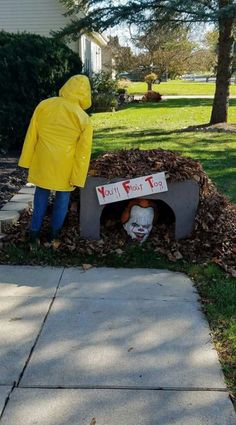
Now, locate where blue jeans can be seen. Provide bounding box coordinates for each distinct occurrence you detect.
[31,187,71,233]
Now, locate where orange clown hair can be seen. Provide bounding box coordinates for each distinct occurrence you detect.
[121,198,158,224]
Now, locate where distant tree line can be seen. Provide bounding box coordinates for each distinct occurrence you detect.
[59,0,236,124]
[108,28,218,81]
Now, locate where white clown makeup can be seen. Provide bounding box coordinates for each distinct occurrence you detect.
[123,205,155,243]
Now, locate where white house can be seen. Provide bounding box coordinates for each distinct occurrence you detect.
[0,0,109,75]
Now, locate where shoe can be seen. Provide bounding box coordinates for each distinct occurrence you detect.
[29,230,40,251]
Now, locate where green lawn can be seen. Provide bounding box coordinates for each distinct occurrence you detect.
[92,98,236,202]
[128,80,236,96]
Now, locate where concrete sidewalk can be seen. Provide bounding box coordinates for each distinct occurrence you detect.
[134,94,236,100]
[0,265,235,424]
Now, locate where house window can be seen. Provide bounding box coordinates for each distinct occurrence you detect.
[84,38,92,75]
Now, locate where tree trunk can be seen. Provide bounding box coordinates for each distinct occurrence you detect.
[147,81,152,90]
[210,2,234,124]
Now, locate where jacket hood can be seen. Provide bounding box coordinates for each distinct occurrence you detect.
[59,75,92,110]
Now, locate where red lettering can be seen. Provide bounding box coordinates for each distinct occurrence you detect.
[145,176,154,188]
[97,186,105,198]
[122,180,131,194]
[154,181,163,189]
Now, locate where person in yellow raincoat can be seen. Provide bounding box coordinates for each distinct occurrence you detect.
[18,74,93,248]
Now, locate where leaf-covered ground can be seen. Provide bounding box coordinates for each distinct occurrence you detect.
[2,149,236,276]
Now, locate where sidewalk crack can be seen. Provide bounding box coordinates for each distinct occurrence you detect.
[15,267,65,387]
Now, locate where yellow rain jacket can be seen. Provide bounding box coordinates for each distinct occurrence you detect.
[18,75,93,191]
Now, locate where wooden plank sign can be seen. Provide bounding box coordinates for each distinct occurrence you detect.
[96,172,168,205]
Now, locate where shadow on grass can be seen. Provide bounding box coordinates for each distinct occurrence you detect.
[92,125,236,143]
[114,98,236,110]
[93,128,236,153]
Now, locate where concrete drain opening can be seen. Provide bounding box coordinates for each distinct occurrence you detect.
[100,199,175,222]
[154,199,176,227]
[80,177,199,241]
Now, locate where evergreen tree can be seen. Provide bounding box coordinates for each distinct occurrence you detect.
[0,31,82,149]
[58,0,236,123]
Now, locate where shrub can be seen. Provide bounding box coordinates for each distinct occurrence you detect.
[0,31,82,151]
[92,92,118,111]
[142,90,162,102]
[90,71,118,112]
[144,72,158,90]
[117,88,126,95]
[91,71,118,93]
[117,78,131,90]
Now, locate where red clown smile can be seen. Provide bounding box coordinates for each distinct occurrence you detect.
[134,232,145,240]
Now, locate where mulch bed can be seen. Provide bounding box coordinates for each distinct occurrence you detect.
[1,149,236,275]
[0,154,27,209]
[182,122,236,133]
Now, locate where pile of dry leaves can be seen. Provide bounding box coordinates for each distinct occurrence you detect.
[2,149,236,275]
[89,148,204,183]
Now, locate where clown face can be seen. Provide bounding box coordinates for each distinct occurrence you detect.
[123,205,154,243]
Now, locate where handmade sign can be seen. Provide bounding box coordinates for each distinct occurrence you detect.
[96,172,168,205]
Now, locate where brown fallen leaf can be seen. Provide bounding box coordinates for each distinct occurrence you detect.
[228,268,236,277]
[2,148,236,276]
[82,264,93,271]
[51,240,61,250]
[193,174,201,182]
[211,257,222,265]
[115,248,123,255]
[167,251,178,261]
[88,169,98,176]
[201,298,214,305]
[173,250,183,260]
